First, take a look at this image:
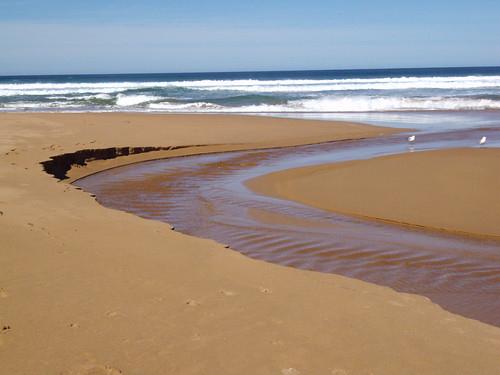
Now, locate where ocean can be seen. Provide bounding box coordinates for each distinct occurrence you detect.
[1,66,500,113]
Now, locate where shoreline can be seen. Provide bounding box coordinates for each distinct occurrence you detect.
[22,112,402,182]
[64,135,389,183]
[2,113,500,375]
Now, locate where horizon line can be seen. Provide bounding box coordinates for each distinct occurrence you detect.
[1,65,500,79]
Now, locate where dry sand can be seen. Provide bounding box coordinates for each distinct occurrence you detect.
[248,148,500,239]
[1,113,500,375]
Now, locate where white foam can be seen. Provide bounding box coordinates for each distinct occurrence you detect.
[145,96,500,113]
[1,75,500,96]
[294,96,500,112]
[181,77,500,92]
[2,74,499,113]
[0,102,84,110]
[148,101,223,111]
[115,94,160,106]
[47,93,113,100]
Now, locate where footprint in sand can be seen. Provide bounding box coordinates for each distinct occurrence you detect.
[260,287,272,294]
[0,288,8,298]
[106,311,119,318]
[69,323,80,328]
[2,325,12,333]
[185,299,200,307]
[219,289,236,297]
[281,368,300,375]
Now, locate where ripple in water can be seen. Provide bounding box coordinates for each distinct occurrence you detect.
[75,128,500,327]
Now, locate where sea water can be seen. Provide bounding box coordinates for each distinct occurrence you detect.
[1,66,500,115]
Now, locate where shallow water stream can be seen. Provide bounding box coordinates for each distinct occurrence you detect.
[76,119,500,327]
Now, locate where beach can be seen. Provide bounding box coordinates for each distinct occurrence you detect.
[1,113,500,374]
[248,148,500,239]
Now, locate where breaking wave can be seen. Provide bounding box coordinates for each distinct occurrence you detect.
[1,68,500,113]
[1,75,500,97]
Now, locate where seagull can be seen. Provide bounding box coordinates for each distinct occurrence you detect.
[408,135,416,143]
[479,136,487,145]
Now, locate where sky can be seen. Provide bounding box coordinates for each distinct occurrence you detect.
[0,0,499,75]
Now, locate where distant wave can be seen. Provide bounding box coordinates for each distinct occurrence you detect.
[115,94,162,106]
[167,76,500,93]
[1,70,500,113]
[290,95,500,112]
[1,75,500,96]
[2,95,500,112]
[147,96,500,112]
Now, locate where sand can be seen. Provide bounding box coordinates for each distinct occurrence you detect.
[248,148,500,239]
[1,113,500,375]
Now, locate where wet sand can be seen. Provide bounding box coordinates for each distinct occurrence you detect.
[1,113,500,375]
[248,148,500,238]
[76,132,500,327]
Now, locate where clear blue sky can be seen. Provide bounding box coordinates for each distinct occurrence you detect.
[1,0,499,75]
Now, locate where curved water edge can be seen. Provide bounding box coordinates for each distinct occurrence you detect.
[75,124,500,327]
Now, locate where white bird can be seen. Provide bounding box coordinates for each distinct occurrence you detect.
[479,136,487,145]
[408,135,416,143]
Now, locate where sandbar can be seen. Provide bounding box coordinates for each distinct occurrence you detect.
[248,148,500,238]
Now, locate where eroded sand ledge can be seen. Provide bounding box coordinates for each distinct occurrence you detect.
[1,113,500,375]
[248,148,500,239]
